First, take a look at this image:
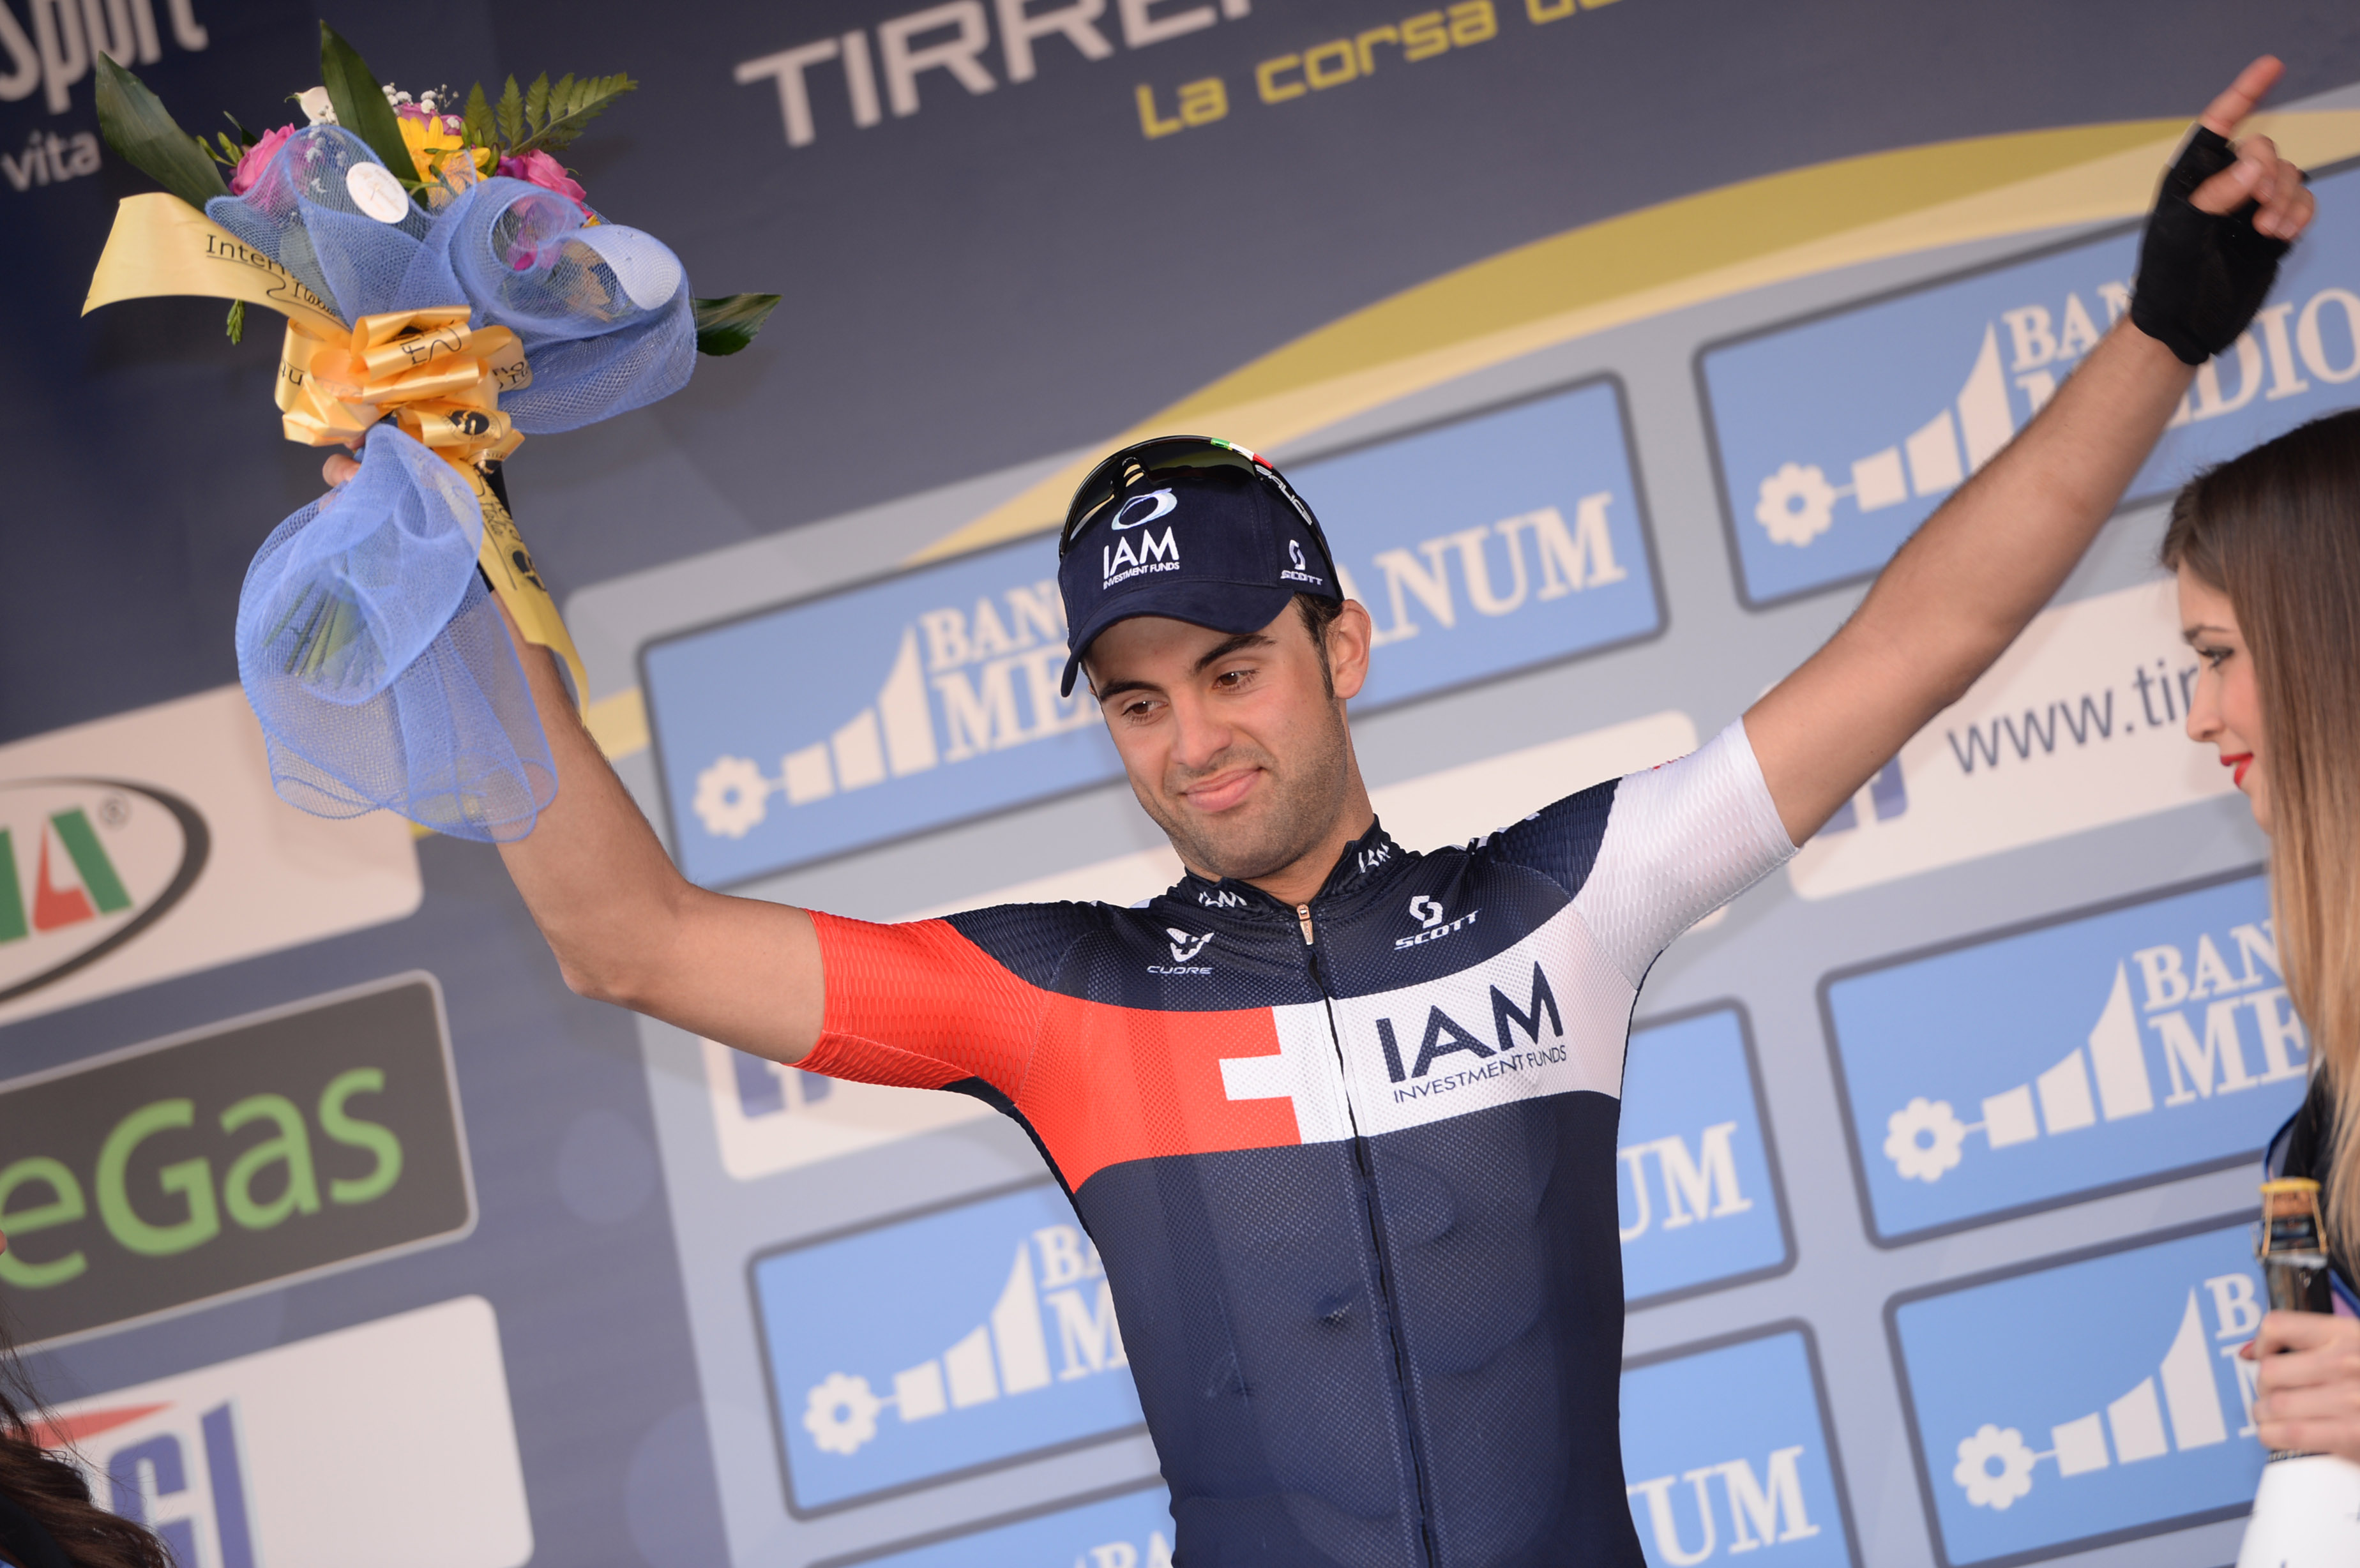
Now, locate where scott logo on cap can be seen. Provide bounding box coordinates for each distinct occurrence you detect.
[1280,537,1325,589]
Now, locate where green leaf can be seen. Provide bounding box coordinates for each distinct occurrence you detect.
[462,82,494,150]
[495,75,523,151]
[692,294,781,357]
[92,52,226,210]
[225,299,245,344]
[549,72,576,128]
[223,110,257,147]
[511,71,637,156]
[523,72,549,133]
[317,22,416,185]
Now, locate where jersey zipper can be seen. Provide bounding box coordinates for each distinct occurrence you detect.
[1298,898,1438,1566]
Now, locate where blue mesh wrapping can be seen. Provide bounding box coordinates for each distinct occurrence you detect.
[204,130,699,838]
[235,426,555,841]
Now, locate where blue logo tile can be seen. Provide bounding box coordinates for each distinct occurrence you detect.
[1621,1325,1857,1567]
[1889,1219,2267,1567]
[1700,165,2360,606]
[1620,1005,1792,1304]
[1296,377,1663,709]
[1824,869,2306,1245]
[752,1182,1146,1514]
[820,1482,1176,1568]
[642,377,1660,885]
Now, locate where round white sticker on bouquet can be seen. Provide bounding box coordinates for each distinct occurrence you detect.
[346,162,411,223]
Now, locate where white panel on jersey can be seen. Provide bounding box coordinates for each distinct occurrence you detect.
[1574,718,1796,988]
[1222,903,1635,1143]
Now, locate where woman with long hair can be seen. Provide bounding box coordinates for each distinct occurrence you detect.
[2163,407,2360,1463]
[0,1232,174,1568]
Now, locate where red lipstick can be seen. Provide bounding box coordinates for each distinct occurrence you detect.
[2223,752,2253,788]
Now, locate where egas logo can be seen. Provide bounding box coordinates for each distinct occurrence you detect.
[1702,163,2360,608]
[1825,870,2304,1244]
[0,974,474,1347]
[1621,1326,1857,1567]
[752,1182,1146,1514]
[1890,1220,2267,1567]
[820,1482,1176,1568]
[40,1296,533,1568]
[0,779,206,1007]
[1618,1006,1791,1306]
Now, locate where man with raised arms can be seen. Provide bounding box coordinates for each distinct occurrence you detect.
[338,61,2313,1567]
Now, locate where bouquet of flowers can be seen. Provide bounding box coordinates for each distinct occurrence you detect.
[84,24,776,841]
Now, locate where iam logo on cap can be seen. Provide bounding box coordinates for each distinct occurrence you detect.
[1889,1219,2266,1567]
[1700,163,2360,608]
[1824,868,2305,1245]
[752,1181,1146,1514]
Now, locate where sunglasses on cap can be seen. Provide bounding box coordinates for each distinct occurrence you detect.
[1057,435,1334,564]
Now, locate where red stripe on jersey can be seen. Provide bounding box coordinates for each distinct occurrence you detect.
[803,912,1041,1095]
[805,912,1306,1190]
[1024,995,1299,1190]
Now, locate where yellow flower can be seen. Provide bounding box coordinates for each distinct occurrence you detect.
[398,112,465,184]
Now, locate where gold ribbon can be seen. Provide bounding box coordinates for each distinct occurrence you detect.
[86,193,588,706]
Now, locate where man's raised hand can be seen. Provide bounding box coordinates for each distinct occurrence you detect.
[2190,55,2314,239]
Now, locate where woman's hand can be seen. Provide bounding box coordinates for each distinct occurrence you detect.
[2244,1309,2360,1463]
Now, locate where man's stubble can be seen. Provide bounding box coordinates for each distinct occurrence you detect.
[1135,699,1357,887]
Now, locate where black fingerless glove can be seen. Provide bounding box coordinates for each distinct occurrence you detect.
[2129,126,2291,365]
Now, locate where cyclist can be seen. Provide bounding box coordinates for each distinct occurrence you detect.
[338,59,2313,1567]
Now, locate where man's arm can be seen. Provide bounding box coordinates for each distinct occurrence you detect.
[492,624,826,1062]
[1746,57,2315,845]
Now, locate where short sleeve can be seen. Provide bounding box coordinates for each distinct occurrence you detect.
[1568,717,1796,986]
[800,902,1098,1098]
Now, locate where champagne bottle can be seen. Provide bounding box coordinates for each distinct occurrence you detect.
[2235,1178,2360,1567]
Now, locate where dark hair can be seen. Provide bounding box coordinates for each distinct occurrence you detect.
[1294,593,1345,697]
[0,1313,176,1568]
[2159,407,2360,1272]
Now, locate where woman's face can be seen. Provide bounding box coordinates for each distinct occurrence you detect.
[2178,564,2271,834]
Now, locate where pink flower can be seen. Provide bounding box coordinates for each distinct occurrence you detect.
[228,124,297,196]
[497,150,590,213]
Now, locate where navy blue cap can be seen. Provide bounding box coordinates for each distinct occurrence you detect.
[1057,462,1340,697]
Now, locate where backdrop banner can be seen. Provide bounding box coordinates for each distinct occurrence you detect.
[7,2,2360,1565]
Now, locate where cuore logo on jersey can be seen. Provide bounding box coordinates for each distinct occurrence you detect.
[0,779,209,1007]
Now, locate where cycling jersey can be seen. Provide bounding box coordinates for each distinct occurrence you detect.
[800,720,1796,1566]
